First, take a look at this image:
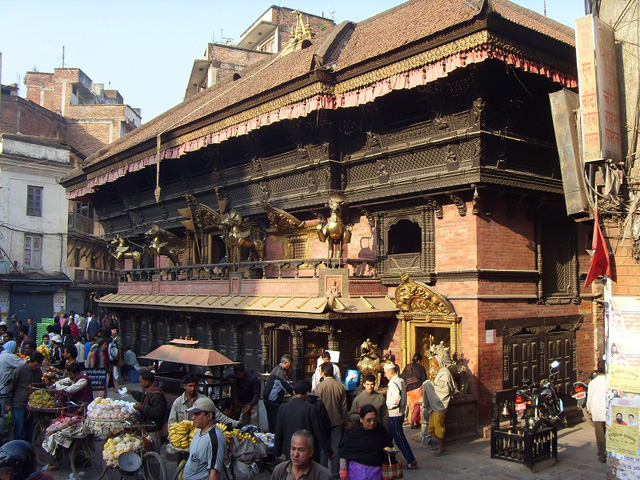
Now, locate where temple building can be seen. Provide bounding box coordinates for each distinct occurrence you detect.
[62,0,595,423]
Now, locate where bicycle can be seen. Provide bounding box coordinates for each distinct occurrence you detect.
[102,419,167,480]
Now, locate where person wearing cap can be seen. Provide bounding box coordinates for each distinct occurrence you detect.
[127,369,168,452]
[264,354,294,433]
[274,380,332,463]
[384,363,417,469]
[183,397,226,480]
[315,362,348,477]
[49,335,62,368]
[187,373,241,429]
[271,430,332,480]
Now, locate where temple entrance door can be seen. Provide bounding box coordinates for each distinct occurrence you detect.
[414,326,451,372]
[273,329,292,367]
[545,330,574,396]
[503,332,541,390]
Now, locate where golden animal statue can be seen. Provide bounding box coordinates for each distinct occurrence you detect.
[221,209,265,263]
[356,338,391,389]
[145,223,182,265]
[109,235,143,268]
[316,193,352,267]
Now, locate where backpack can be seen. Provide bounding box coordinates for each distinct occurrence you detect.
[108,341,120,362]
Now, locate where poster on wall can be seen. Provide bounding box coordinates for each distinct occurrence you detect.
[607,296,640,478]
[608,402,640,457]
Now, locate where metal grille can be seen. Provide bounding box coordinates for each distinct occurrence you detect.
[348,162,378,183]
[391,148,442,174]
[270,173,307,194]
[288,235,308,259]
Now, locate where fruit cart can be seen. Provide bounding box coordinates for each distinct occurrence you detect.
[42,401,107,478]
[27,384,69,465]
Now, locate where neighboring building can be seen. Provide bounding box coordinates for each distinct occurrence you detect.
[1,67,140,319]
[185,6,334,99]
[63,0,590,424]
[0,134,74,322]
[25,68,142,157]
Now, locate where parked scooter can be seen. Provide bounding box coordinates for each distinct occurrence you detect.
[572,369,597,422]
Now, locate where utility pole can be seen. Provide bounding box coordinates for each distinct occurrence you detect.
[62,46,65,68]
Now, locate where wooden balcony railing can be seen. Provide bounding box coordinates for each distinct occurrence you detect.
[120,258,378,282]
[73,267,119,285]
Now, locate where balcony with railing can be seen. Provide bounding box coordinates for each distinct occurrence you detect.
[116,257,385,298]
[68,212,95,235]
[73,267,119,285]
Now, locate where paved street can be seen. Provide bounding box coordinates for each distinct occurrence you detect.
[43,383,606,480]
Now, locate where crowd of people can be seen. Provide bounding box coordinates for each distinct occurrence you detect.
[0,312,463,480]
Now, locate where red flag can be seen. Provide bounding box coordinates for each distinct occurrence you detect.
[584,209,610,288]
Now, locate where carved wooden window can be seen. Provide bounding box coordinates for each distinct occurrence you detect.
[388,220,421,254]
[287,234,308,260]
[379,208,435,279]
[538,212,578,298]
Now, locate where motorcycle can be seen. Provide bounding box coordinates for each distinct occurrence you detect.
[515,360,567,428]
[538,360,567,427]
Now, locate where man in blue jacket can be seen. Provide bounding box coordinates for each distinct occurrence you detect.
[263,354,293,433]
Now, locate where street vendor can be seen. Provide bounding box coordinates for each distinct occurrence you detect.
[127,368,169,452]
[5,351,44,442]
[169,373,240,428]
[52,362,93,404]
[226,363,260,425]
[183,397,226,480]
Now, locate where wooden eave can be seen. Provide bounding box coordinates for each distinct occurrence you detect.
[78,68,331,179]
[486,13,577,75]
[333,17,489,84]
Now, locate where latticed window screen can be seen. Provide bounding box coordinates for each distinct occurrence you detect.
[540,214,575,297]
[288,235,308,259]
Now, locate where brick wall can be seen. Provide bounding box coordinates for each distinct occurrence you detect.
[1,95,65,138]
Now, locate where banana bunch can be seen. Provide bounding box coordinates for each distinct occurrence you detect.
[37,345,51,362]
[216,423,258,444]
[169,420,196,449]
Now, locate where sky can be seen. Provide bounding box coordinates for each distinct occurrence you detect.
[0,0,585,124]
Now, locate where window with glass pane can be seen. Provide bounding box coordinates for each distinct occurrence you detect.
[24,234,43,268]
[27,186,43,216]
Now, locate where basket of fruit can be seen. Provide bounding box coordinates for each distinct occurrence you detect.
[102,434,145,468]
[86,397,138,439]
[44,412,86,436]
[27,388,67,413]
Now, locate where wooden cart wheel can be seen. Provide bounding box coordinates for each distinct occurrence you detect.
[70,436,108,479]
[32,417,56,466]
[142,451,167,480]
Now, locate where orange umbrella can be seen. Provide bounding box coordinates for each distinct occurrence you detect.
[140,345,237,367]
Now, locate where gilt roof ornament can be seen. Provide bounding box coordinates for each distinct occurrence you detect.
[395,273,455,315]
[279,11,314,57]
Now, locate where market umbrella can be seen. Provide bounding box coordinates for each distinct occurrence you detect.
[140,345,237,367]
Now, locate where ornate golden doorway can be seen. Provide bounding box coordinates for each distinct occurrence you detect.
[394,273,461,368]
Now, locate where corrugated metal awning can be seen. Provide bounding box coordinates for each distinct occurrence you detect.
[97,293,398,315]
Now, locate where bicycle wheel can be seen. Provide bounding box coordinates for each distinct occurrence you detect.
[172,459,186,480]
[142,451,167,480]
[32,417,56,466]
[70,436,108,479]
